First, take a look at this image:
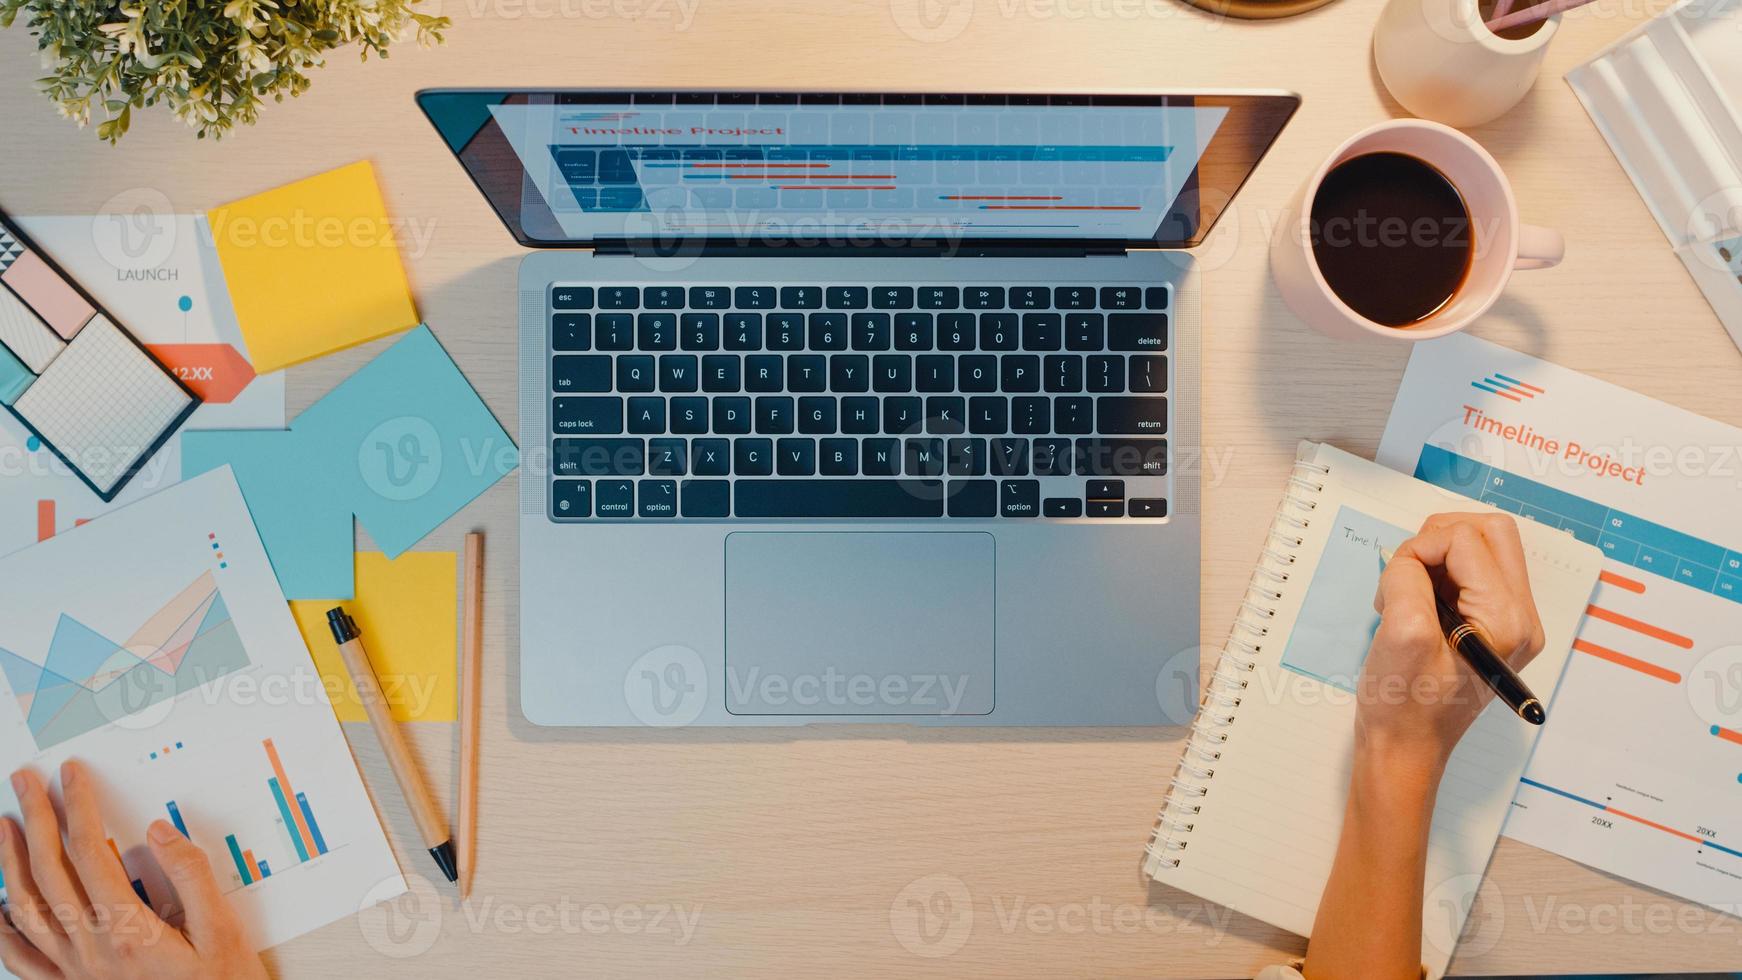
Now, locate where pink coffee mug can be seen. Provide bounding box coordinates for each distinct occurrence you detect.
[1270,119,1564,341]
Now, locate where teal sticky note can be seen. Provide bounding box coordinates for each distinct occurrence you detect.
[0,341,33,404]
[182,326,517,599]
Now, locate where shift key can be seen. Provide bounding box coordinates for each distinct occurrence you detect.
[1096,397,1168,434]
[1107,313,1168,351]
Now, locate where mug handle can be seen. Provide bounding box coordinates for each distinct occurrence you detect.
[1514,225,1565,271]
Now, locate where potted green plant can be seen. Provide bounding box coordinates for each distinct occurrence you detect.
[0,0,448,143]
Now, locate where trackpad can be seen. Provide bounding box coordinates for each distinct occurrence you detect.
[725,532,995,716]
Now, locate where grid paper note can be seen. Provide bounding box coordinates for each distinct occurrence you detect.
[0,285,64,373]
[14,314,190,493]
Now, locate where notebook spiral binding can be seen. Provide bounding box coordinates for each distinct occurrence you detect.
[1144,451,1330,870]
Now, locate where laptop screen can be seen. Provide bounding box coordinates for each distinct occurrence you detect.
[418,91,1298,249]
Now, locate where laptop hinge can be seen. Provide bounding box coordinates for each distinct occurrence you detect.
[596,239,1129,260]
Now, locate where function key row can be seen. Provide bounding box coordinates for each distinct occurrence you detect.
[551,285,1171,313]
[554,478,1169,520]
[553,311,1168,353]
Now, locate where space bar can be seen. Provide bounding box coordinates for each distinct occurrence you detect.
[734,480,945,518]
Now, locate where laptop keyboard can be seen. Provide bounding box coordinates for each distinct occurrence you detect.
[546,283,1171,520]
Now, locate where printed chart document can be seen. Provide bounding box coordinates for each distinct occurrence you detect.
[1379,333,1742,914]
[0,468,404,958]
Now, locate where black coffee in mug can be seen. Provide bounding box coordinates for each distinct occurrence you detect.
[1308,151,1474,328]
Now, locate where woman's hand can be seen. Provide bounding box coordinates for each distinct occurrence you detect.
[1358,512,1548,779]
[0,761,268,980]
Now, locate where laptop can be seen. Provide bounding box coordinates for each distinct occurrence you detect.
[418,89,1298,726]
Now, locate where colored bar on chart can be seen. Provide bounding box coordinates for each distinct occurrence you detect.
[242,849,263,882]
[225,835,253,886]
[166,801,188,837]
[268,777,311,863]
[1599,570,1647,593]
[295,793,329,856]
[263,739,318,859]
[258,860,271,879]
[1713,725,1742,746]
[1585,605,1695,649]
[1572,638,1682,684]
[36,500,52,542]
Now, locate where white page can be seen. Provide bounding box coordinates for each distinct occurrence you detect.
[1379,333,1742,916]
[0,468,404,954]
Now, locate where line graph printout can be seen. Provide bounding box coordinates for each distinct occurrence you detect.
[0,469,402,958]
[1379,333,1742,915]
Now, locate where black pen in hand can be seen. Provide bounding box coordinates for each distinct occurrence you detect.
[1380,547,1547,726]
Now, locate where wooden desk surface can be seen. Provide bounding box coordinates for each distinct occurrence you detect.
[4,0,1741,975]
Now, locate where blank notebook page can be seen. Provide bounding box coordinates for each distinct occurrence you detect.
[1144,442,1602,979]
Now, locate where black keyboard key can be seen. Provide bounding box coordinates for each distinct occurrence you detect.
[596,479,634,516]
[552,285,594,310]
[681,480,730,517]
[830,354,870,392]
[745,355,784,392]
[671,397,708,434]
[735,286,776,309]
[780,286,822,309]
[1087,499,1125,518]
[627,397,665,433]
[798,396,837,434]
[1100,286,1141,310]
[1097,396,1169,434]
[735,438,774,475]
[1088,355,1124,393]
[1130,498,1168,518]
[895,313,934,351]
[1022,313,1062,351]
[842,397,879,434]
[809,313,848,350]
[599,286,639,309]
[947,437,988,476]
[648,438,687,476]
[1065,313,1104,351]
[777,438,817,475]
[1009,287,1050,310]
[1044,497,1083,518]
[553,355,611,393]
[947,480,997,517]
[554,396,623,434]
[1001,355,1040,393]
[1108,313,1168,351]
[734,480,944,518]
[724,313,763,351]
[596,313,634,351]
[1001,480,1040,518]
[692,439,730,476]
[555,438,645,476]
[820,438,858,475]
[755,396,795,434]
[1145,286,1171,310]
[702,354,741,393]
[1075,437,1169,476]
[916,355,953,392]
[873,354,913,393]
[938,313,975,351]
[1129,355,1167,393]
[767,313,804,351]
[689,286,730,310]
[1012,397,1050,435]
[862,439,901,476]
[991,438,1028,476]
[964,286,1005,309]
[713,397,752,434]
[681,313,721,350]
[1055,396,1093,434]
[1087,479,1125,500]
[826,286,869,310]
[638,313,677,351]
[659,354,698,392]
[618,355,656,392]
[552,479,591,518]
[958,355,998,393]
[554,314,591,351]
[884,397,922,435]
[906,438,946,476]
[918,286,960,309]
[968,396,1008,435]
[1045,354,1083,393]
[1055,286,1094,310]
[979,313,1018,351]
[926,396,966,434]
[789,355,827,392]
[851,313,892,351]
[639,479,677,517]
[871,286,914,310]
[644,286,685,310]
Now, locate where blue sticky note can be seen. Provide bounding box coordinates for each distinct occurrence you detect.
[0,341,33,404]
[183,326,517,598]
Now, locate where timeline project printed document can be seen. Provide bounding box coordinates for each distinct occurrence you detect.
[1378,333,1742,914]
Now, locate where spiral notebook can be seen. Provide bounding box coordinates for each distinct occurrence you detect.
[1143,442,1602,978]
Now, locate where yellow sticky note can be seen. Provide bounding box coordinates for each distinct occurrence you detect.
[209,161,420,373]
[291,552,457,723]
